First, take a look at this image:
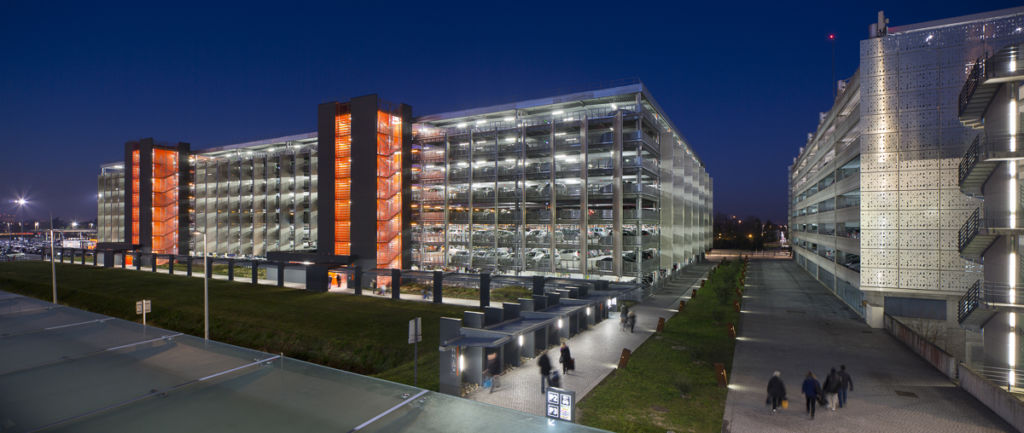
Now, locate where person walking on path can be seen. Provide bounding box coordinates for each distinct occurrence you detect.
[801,371,821,419]
[486,353,500,393]
[559,342,573,375]
[766,371,786,414]
[838,365,854,408]
[538,352,552,394]
[823,367,841,411]
[619,305,629,332]
[627,310,637,333]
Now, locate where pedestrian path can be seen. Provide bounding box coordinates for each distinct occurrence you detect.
[722,259,1012,433]
[466,261,715,416]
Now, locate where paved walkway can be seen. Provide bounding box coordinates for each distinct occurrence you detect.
[466,261,715,415]
[723,259,1013,433]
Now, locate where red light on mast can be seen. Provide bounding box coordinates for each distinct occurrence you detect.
[828,34,836,40]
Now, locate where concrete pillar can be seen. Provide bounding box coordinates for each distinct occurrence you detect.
[433,270,443,304]
[81,250,86,265]
[206,258,213,279]
[532,275,546,295]
[186,256,192,277]
[168,256,174,274]
[120,252,126,269]
[352,267,363,295]
[276,263,285,287]
[227,259,234,281]
[251,261,258,285]
[306,264,329,292]
[480,272,491,308]
[92,251,97,266]
[390,268,401,300]
[135,253,142,270]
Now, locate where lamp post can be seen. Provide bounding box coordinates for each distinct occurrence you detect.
[14,198,56,304]
[194,231,209,340]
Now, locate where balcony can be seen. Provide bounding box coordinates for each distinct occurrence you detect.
[959,45,1024,128]
[957,208,1024,262]
[958,280,1024,331]
[958,133,1024,197]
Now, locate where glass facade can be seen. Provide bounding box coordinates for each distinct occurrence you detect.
[409,84,711,283]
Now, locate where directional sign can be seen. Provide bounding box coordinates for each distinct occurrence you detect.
[409,317,422,344]
[544,387,576,423]
[135,299,151,315]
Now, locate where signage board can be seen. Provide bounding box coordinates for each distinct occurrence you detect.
[408,317,422,344]
[544,387,575,422]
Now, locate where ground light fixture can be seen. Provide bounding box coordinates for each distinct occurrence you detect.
[557,318,563,329]
[518,335,524,346]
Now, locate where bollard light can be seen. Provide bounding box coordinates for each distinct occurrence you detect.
[518,335,524,346]
[586,307,591,316]
[557,318,563,329]
[458,354,465,373]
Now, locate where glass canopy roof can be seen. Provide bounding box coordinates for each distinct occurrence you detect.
[0,291,606,433]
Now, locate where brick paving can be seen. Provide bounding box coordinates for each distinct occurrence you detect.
[466,262,714,416]
[722,259,1014,433]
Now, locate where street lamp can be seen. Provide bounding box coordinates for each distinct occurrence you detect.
[14,198,56,304]
[194,230,209,341]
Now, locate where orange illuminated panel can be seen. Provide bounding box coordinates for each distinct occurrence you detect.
[131,150,140,245]
[376,109,402,270]
[334,106,352,256]
[151,148,179,256]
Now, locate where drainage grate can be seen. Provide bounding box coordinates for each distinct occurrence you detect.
[894,390,919,398]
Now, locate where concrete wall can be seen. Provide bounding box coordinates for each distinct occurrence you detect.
[884,314,958,380]
[959,363,1024,432]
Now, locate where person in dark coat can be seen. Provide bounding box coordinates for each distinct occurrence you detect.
[335,274,341,288]
[823,367,841,410]
[627,310,637,333]
[486,353,500,393]
[559,342,572,374]
[538,352,552,394]
[801,371,820,419]
[766,371,786,414]
[838,364,854,408]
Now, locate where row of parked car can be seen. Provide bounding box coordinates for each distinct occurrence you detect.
[447,246,659,269]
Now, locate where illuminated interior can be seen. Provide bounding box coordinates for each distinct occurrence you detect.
[151,148,179,256]
[334,105,352,255]
[131,150,140,245]
[377,109,403,273]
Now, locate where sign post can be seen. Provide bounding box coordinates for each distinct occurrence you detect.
[136,299,151,326]
[409,317,422,386]
[545,387,576,423]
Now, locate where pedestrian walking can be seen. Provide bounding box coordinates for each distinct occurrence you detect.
[370,279,377,294]
[559,342,573,375]
[627,310,637,333]
[548,369,561,388]
[335,273,341,288]
[801,371,820,419]
[619,306,628,332]
[538,352,552,394]
[486,352,500,393]
[823,367,840,411]
[838,364,854,408]
[766,371,786,414]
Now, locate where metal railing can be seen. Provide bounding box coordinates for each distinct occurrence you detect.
[959,59,984,118]
[958,280,982,324]
[958,208,981,252]
[958,134,982,187]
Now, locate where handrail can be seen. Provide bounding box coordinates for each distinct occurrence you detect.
[958,58,984,118]
[958,134,981,187]
[958,280,981,324]
[958,208,981,252]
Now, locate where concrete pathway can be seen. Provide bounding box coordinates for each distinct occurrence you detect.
[465,261,715,416]
[722,259,1013,433]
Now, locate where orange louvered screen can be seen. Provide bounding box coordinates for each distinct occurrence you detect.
[151,148,179,256]
[334,107,352,256]
[376,109,402,269]
[131,150,140,245]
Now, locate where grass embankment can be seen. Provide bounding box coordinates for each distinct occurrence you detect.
[0,261,472,391]
[577,259,746,433]
[399,282,531,303]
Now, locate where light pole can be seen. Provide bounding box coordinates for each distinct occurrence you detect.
[194,231,209,340]
[14,198,56,304]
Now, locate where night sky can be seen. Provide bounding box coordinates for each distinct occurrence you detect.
[1,1,1019,224]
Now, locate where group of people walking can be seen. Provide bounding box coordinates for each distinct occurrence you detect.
[766,365,853,419]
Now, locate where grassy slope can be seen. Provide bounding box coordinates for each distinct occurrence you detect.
[0,261,472,391]
[577,260,743,433]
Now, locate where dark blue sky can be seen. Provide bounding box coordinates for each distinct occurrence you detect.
[0,1,1017,223]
